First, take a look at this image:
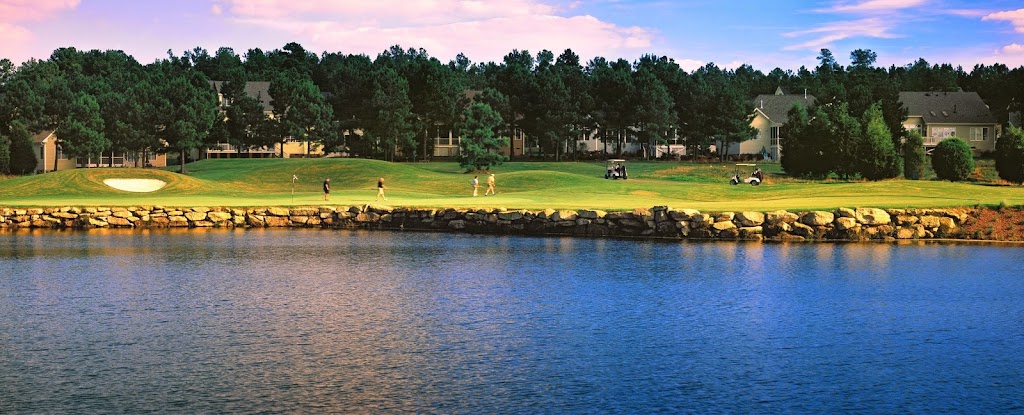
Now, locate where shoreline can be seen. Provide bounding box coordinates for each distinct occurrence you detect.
[3,205,1023,243]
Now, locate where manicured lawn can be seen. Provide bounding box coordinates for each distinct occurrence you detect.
[1,158,1022,211]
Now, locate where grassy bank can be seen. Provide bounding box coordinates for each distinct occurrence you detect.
[1,158,1022,211]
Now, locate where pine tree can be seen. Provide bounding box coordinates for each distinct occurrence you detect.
[457,102,508,171]
[858,103,901,180]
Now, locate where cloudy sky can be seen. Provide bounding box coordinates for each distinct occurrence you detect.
[2,0,1023,72]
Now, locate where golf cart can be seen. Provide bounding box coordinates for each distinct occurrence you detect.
[605,159,628,180]
[730,163,763,186]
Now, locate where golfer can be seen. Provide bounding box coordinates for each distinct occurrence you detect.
[471,176,479,197]
[485,173,496,196]
[375,177,387,201]
[323,177,330,201]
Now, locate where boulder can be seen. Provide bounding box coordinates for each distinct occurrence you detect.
[711,221,737,231]
[800,211,835,227]
[835,217,858,230]
[735,211,765,227]
[836,207,856,218]
[669,209,700,221]
[765,210,798,225]
[856,208,891,225]
[208,211,232,222]
[552,210,578,222]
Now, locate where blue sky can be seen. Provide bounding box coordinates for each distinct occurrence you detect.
[2,0,1023,71]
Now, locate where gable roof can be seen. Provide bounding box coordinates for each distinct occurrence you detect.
[209,81,273,112]
[751,93,816,124]
[898,91,996,124]
[31,130,55,144]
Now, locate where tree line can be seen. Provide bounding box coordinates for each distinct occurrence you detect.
[1,43,1023,176]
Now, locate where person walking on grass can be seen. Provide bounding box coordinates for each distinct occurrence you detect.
[485,173,496,196]
[375,177,387,201]
[471,176,479,197]
[323,177,331,201]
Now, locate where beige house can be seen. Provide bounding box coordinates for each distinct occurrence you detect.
[32,130,167,173]
[731,87,816,162]
[899,91,1000,153]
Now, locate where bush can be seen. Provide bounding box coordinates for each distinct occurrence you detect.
[8,120,38,175]
[931,137,975,181]
[995,126,1024,184]
[0,135,9,175]
[903,129,925,180]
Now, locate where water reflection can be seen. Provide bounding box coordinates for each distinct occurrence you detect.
[1,230,1023,413]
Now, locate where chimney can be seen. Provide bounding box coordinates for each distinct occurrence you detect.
[804,89,807,99]
[760,99,764,109]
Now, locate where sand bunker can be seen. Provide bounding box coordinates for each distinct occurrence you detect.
[103,178,167,193]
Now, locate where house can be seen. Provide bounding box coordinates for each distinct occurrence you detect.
[731,87,816,162]
[899,91,1000,153]
[206,81,285,159]
[32,130,167,173]
[430,90,527,158]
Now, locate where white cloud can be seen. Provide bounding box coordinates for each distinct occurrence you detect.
[814,0,927,14]
[211,0,656,62]
[983,8,1024,34]
[784,18,899,51]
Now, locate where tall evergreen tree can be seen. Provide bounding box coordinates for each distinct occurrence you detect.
[903,129,926,180]
[859,102,901,180]
[60,92,108,165]
[8,120,38,175]
[457,101,508,171]
[367,66,415,161]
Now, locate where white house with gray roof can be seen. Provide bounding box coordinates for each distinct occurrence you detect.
[729,87,816,162]
[899,91,1000,153]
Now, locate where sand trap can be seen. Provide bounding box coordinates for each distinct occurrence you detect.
[103,178,167,193]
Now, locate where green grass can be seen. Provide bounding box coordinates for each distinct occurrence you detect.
[1,158,1022,211]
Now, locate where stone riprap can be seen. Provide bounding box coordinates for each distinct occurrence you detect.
[0,205,988,242]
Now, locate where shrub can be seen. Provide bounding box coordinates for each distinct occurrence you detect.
[0,135,9,175]
[995,125,1024,184]
[7,120,38,175]
[903,129,925,180]
[931,137,975,182]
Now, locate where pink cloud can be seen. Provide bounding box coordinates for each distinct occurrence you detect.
[814,0,926,14]
[1001,43,1024,54]
[0,0,79,63]
[214,0,656,62]
[983,9,1024,33]
[0,0,80,22]
[215,0,556,25]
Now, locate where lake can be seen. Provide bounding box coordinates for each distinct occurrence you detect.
[1,229,1023,414]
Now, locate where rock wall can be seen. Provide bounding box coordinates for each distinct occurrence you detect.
[0,205,1002,242]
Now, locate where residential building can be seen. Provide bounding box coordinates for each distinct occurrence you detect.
[899,91,1000,153]
[730,87,816,162]
[32,130,167,173]
[206,80,284,158]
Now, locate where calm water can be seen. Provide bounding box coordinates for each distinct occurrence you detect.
[1,229,1023,414]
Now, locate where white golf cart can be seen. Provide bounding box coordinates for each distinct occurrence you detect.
[729,163,763,186]
[605,159,628,180]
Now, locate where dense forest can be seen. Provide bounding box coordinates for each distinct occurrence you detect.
[1,42,1023,175]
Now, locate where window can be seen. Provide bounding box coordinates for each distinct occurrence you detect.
[770,127,781,146]
[970,127,989,141]
[931,127,956,139]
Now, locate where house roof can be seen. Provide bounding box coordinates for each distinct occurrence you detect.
[209,81,273,112]
[751,93,816,124]
[898,91,996,124]
[31,130,55,144]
